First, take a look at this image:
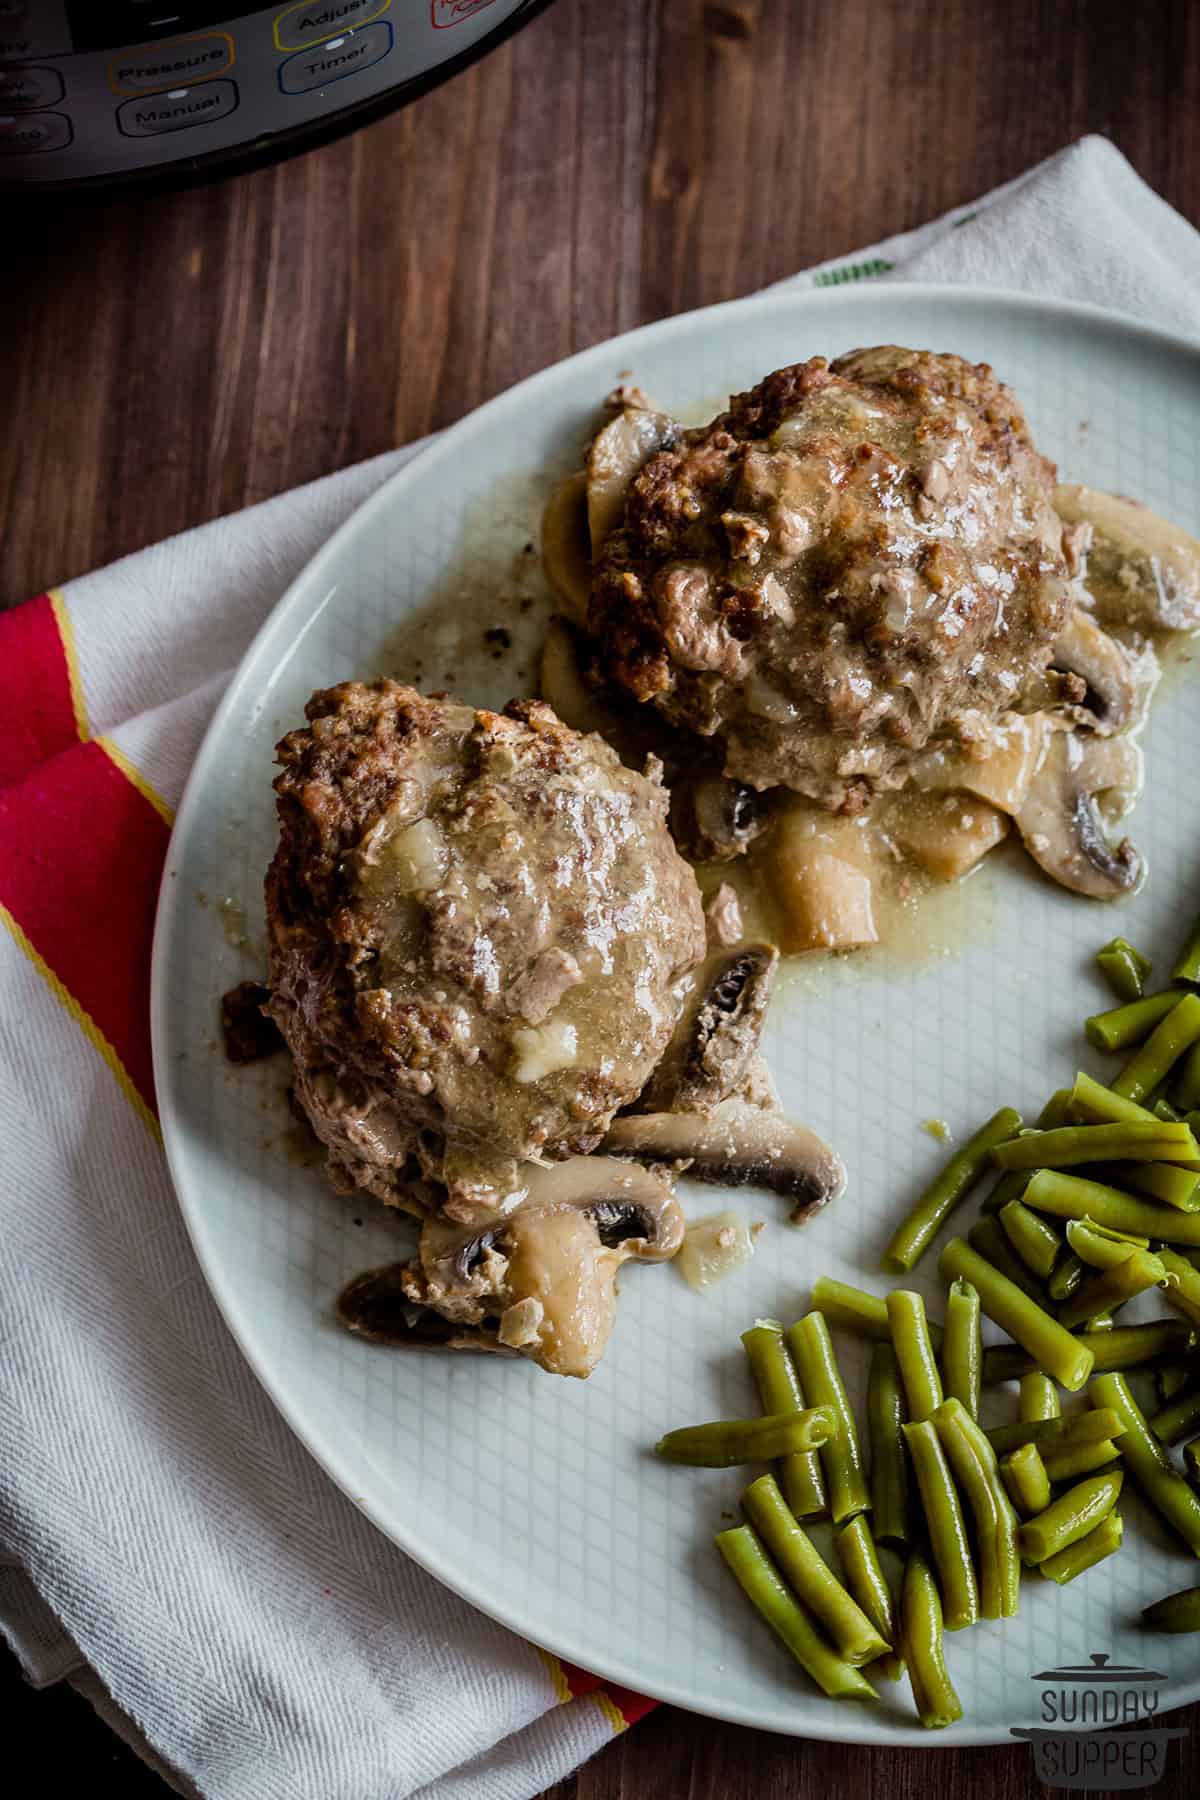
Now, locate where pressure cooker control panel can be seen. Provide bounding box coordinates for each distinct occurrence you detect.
[0,0,528,181]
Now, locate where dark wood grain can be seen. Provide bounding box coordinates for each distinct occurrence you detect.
[4,0,1200,1794]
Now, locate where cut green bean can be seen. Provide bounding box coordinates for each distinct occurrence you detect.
[836,1515,904,1681]
[980,1168,1032,1216]
[1023,1170,1200,1245]
[943,1279,981,1421]
[1148,1386,1200,1447]
[1040,1509,1123,1584]
[741,1475,890,1666]
[1156,1249,1200,1330]
[1185,1438,1200,1488]
[986,1408,1123,1456]
[786,1314,870,1524]
[809,1276,943,1347]
[999,1201,1064,1279]
[968,1216,1046,1302]
[1097,938,1152,1003]
[1155,1096,1184,1121]
[1001,1443,1052,1518]
[1042,1438,1121,1483]
[1017,1468,1123,1563]
[1020,1372,1061,1423]
[1091,1372,1200,1555]
[887,1290,944,1422]
[1068,1071,1158,1126]
[900,1549,963,1730]
[1172,913,1200,987]
[995,1120,1200,1170]
[867,1342,911,1552]
[715,1525,878,1699]
[741,1322,827,1520]
[1065,1219,1143,1269]
[902,1419,978,1631]
[939,1237,1094,1391]
[1085,992,1179,1054]
[1039,1090,1075,1129]
[984,1322,1195,1384]
[1111,993,1200,1103]
[881,1107,1023,1274]
[655,1408,836,1466]
[1142,1585,1200,1632]
[932,1399,1020,1620]
[1172,1042,1200,1112]
[1156,1361,1195,1405]
[1054,1248,1169,1331]
[1048,1253,1086,1302]
[1098,1161,1200,1211]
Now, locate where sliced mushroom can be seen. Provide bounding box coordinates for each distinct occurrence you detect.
[909,713,1048,815]
[1055,484,1200,633]
[336,1262,508,1352]
[586,404,679,556]
[604,1099,847,1224]
[396,1158,683,1379]
[1015,728,1145,899]
[1050,606,1150,734]
[670,770,769,862]
[638,943,779,1115]
[540,471,592,626]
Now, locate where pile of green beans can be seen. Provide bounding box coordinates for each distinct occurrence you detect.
[982,1321,1196,1385]
[1017,1469,1124,1565]
[741,1475,890,1666]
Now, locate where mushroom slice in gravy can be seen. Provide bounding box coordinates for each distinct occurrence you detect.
[1015,728,1144,900]
[398,1158,684,1379]
[1056,483,1200,634]
[639,943,779,1116]
[604,1099,847,1224]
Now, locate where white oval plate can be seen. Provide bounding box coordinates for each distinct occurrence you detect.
[152,287,1200,1744]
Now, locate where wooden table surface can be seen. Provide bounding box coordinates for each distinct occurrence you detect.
[3,0,1200,1792]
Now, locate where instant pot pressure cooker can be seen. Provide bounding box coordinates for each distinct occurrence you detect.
[0,1,550,188]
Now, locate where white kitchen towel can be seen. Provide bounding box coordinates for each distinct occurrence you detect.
[1,135,1197,1800]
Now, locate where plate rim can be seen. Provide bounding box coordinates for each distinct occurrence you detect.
[150,282,1200,1745]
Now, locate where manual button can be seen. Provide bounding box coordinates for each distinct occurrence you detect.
[0,63,63,108]
[109,33,234,96]
[116,79,238,137]
[278,20,391,93]
[0,109,71,153]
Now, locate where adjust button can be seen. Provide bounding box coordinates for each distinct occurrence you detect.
[274,0,390,52]
[0,109,71,153]
[108,33,235,96]
[278,20,391,93]
[0,64,65,109]
[116,79,239,137]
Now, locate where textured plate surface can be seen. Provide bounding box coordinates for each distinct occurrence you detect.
[152,287,1200,1743]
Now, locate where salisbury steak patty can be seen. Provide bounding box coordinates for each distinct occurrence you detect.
[589,346,1076,811]
[266,682,705,1216]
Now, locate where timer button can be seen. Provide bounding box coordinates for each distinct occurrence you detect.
[0,109,71,153]
[0,64,64,109]
[278,20,392,92]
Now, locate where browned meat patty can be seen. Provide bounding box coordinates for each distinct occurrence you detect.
[265,681,705,1219]
[588,347,1076,812]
